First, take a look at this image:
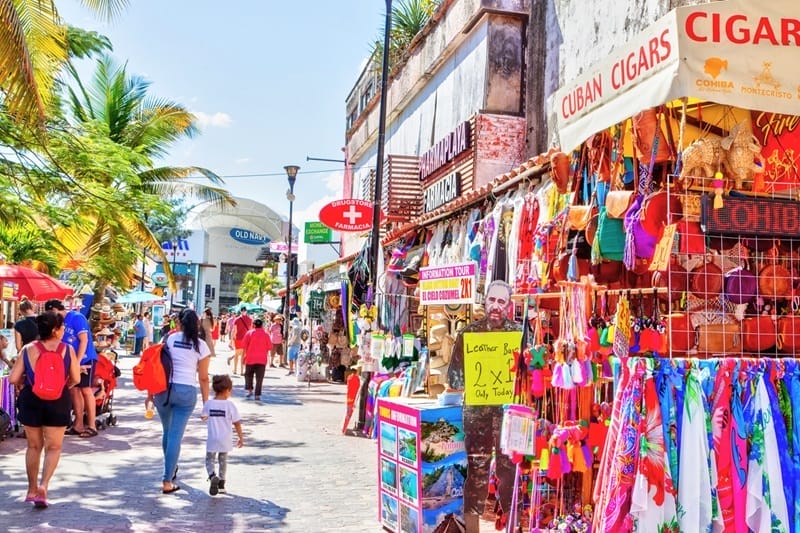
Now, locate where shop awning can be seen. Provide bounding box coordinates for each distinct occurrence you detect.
[554,0,799,151]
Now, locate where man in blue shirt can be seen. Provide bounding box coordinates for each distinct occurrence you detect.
[133,314,146,356]
[45,299,99,438]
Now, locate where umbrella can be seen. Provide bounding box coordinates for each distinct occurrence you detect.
[228,302,266,314]
[116,290,165,304]
[0,263,73,301]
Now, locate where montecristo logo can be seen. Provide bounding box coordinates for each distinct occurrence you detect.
[741,61,793,100]
[696,56,733,93]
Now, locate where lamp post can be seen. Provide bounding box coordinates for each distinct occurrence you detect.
[186,259,193,309]
[358,0,393,433]
[169,240,178,311]
[283,165,300,355]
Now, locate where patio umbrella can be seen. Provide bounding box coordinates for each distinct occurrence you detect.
[116,290,165,304]
[0,263,73,301]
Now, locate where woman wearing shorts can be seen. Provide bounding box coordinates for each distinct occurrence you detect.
[9,311,80,508]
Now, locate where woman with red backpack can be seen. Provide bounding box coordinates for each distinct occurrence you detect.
[9,311,80,508]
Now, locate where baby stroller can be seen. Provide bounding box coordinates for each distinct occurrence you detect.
[94,351,120,429]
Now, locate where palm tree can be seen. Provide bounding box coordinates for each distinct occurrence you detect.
[0,0,128,128]
[371,0,440,72]
[239,268,281,307]
[0,225,60,273]
[56,55,235,317]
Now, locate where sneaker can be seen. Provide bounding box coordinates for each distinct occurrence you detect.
[209,474,220,496]
[218,480,226,493]
[286,371,295,376]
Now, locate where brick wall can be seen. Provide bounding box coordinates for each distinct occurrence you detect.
[474,114,526,189]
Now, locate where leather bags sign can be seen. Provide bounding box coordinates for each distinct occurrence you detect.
[702,194,800,238]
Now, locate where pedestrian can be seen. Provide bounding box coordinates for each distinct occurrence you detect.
[13,297,38,352]
[242,318,271,401]
[143,312,154,349]
[45,299,99,439]
[286,317,302,376]
[199,308,216,358]
[269,315,284,368]
[147,308,211,494]
[133,314,146,356]
[225,313,236,344]
[9,311,80,508]
[226,307,252,375]
[0,334,12,370]
[201,374,243,496]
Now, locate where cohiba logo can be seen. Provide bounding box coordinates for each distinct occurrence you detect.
[696,56,733,93]
[703,57,728,79]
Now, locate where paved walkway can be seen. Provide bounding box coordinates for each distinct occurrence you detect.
[0,343,379,532]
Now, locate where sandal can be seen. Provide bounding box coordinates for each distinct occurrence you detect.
[65,427,81,436]
[162,484,181,494]
[79,428,98,438]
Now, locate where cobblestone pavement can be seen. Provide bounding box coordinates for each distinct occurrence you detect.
[0,343,380,532]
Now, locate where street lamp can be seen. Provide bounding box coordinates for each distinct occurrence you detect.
[187,259,193,309]
[283,165,300,354]
[169,239,178,310]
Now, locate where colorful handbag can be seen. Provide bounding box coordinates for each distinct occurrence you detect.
[666,313,695,355]
[724,267,757,305]
[596,207,625,261]
[696,322,740,355]
[689,261,724,297]
[567,205,595,231]
[604,191,634,219]
[741,316,776,352]
[677,220,706,255]
[759,263,792,301]
[777,316,800,353]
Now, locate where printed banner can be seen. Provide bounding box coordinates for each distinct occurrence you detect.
[750,111,800,192]
[419,262,476,305]
[463,331,523,406]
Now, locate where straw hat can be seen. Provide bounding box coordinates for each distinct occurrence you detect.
[97,327,113,336]
[273,315,284,321]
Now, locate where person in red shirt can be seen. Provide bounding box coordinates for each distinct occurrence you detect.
[226,307,252,375]
[241,318,271,401]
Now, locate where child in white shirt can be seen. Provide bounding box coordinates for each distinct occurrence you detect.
[200,374,244,495]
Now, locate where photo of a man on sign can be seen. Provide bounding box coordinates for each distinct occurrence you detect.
[446,280,522,530]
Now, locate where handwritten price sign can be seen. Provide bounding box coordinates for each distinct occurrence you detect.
[463,331,523,406]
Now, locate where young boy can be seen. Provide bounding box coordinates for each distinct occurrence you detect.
[200,374,244,495]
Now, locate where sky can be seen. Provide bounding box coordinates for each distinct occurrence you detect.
[57,0,385,262]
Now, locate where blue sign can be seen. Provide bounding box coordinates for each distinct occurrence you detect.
[229,227,271,246]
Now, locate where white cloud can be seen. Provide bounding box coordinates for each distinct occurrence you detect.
[293,171,344,264]
[192,111,233,128]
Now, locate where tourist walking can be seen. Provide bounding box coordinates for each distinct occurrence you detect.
[143,312,154,349]
[147,309,210,494]
[286,317,302,376]
[227,307,252,375]
[269,315,284,367]
[242,318,272,400]
[201,374,243,496]
[133,314,146,356]
[200,308,216,358]
[45,299,99,439]
[9,311,80,508]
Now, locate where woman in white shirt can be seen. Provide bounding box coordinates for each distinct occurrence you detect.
[147,309,210,494]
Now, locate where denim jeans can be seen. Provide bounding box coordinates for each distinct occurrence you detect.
[154,383,197,482]
[134,336,144,355]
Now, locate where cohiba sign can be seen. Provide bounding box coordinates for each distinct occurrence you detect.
[423,172,461,213]
[702,195,800,238]
[419,121,471,180]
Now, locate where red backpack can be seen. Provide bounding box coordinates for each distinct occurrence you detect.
[132,336,173,395]
[24,341,69,401]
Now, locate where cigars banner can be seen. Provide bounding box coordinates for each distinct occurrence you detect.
[750,111,800,192]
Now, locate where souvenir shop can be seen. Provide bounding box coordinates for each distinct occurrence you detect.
[353,0,800,530]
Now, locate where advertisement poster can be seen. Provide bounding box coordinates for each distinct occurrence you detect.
[750,111,800,192]
[381,493,399,530]
[462,331,523,406]
[380,421,398,459]
[381,457,398,494]
[400,504,420,533]
[151,304,165,329]
[419,262,476,305]
[400,466,419,506]
[398,427,418,468]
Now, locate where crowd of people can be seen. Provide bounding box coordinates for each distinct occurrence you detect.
[4,299,318,506]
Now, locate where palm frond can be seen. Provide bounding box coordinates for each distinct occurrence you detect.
[77,0,129,22]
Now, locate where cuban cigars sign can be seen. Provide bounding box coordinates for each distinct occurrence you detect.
[419,262,476,305]
[419,121,471,181]
[463,331,523,406]
[555,0,800,151]
[702,195,800,237]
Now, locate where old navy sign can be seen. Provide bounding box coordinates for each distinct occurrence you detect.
[702,195,800,238]
[423,172,461,214]
[419,121,471,181]
[229,227,271,245]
